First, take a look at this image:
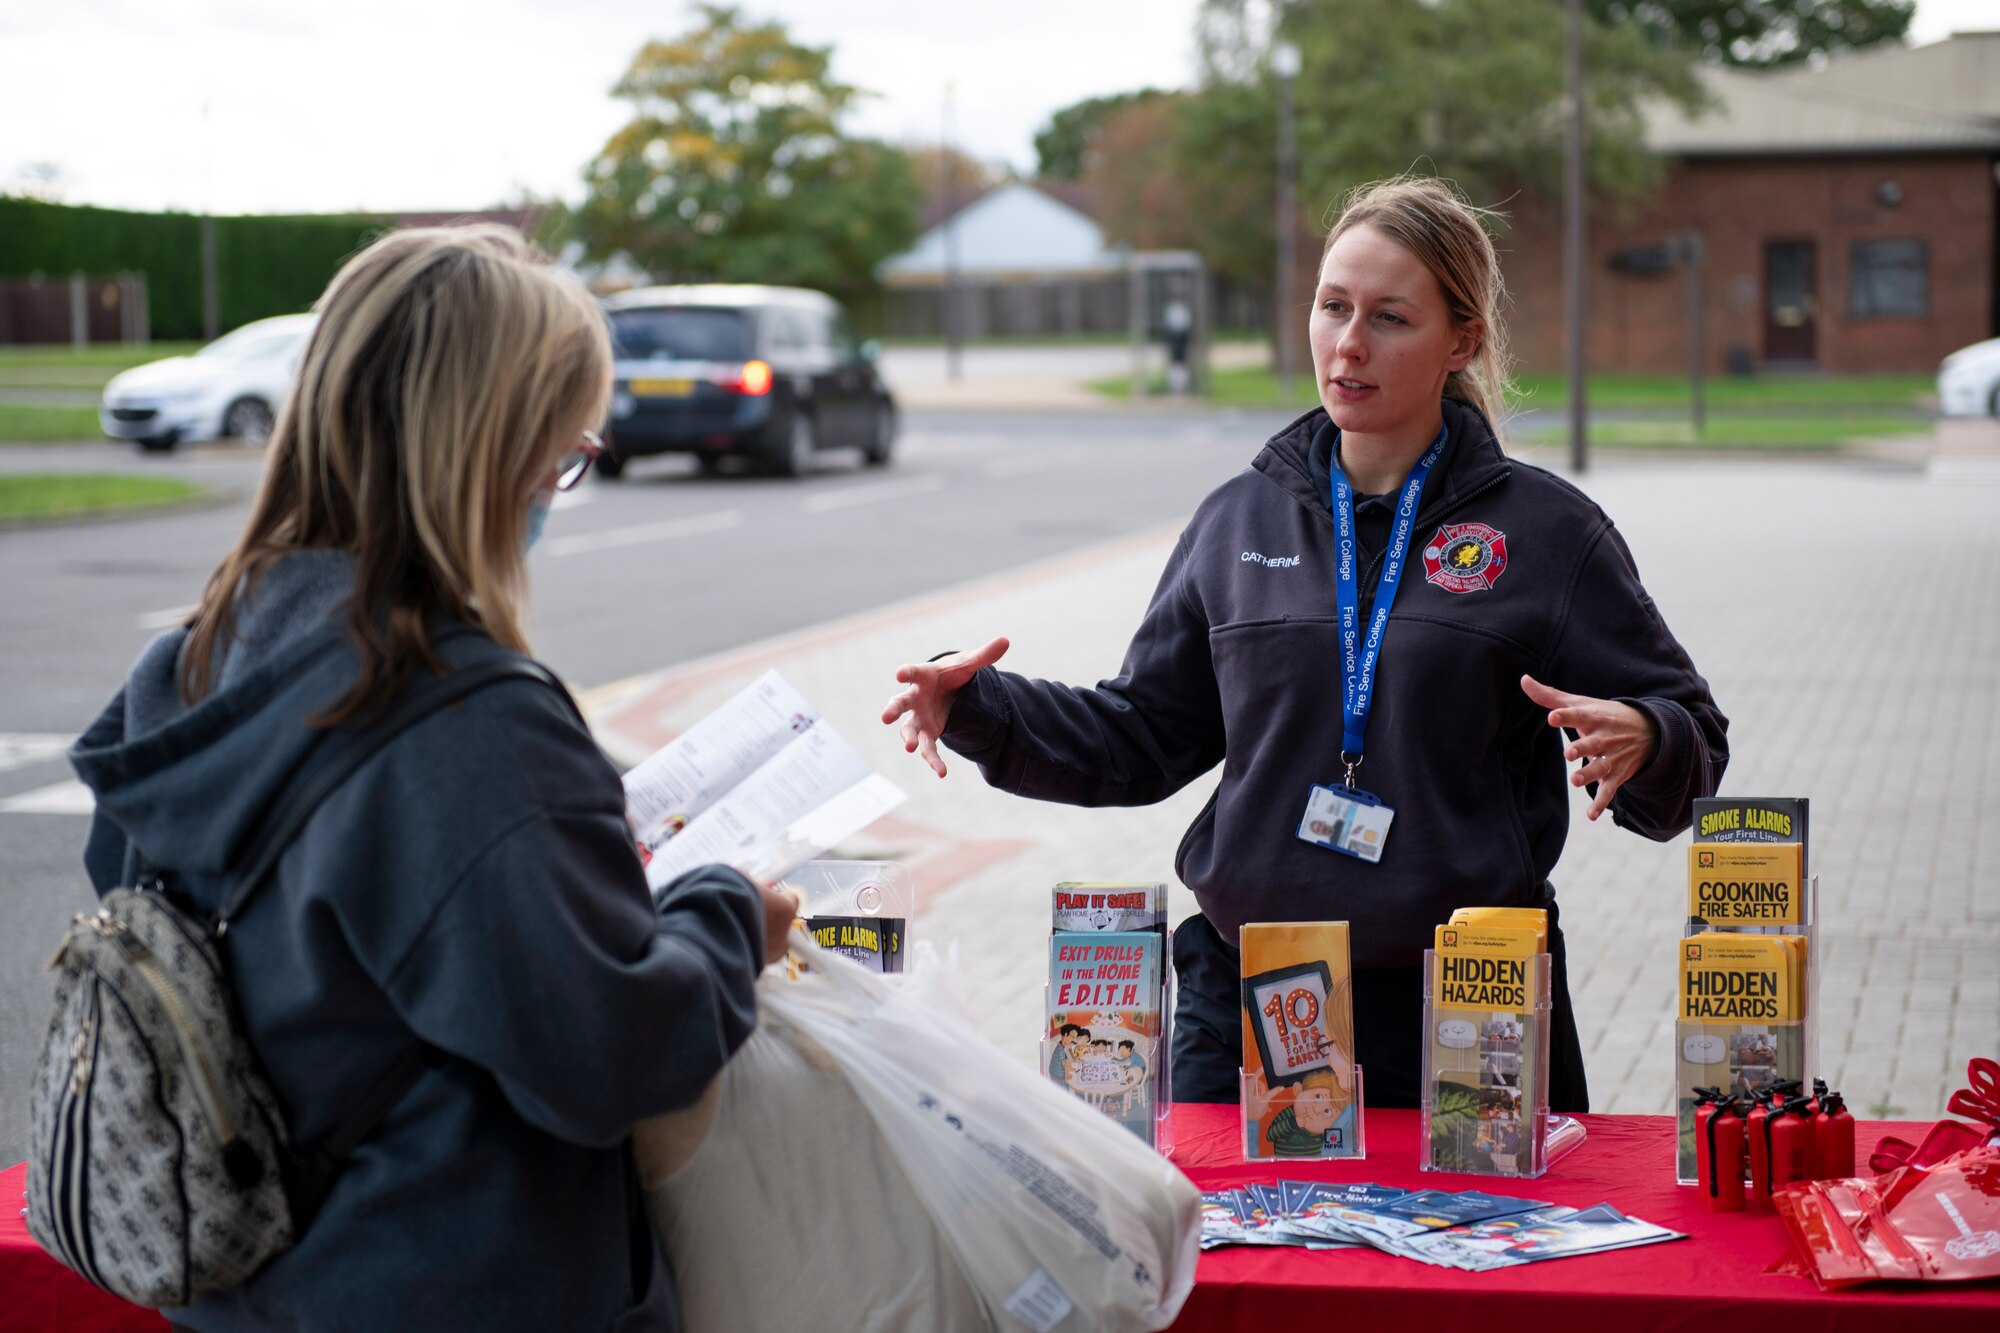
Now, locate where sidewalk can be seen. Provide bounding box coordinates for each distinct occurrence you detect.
[589,447,2000,1119]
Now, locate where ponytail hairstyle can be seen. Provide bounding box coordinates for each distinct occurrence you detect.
[1323,176,1512,436]
[179,224,611,726]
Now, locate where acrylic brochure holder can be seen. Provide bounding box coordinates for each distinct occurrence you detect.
[1239,1065,1366,1162]
[1673,874,1817,1185]
[1420,950,1583,1178]
[782,860,912,974]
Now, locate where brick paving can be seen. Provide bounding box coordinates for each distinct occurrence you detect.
[592,448,2000,1120]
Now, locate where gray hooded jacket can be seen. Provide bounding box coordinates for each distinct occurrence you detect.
[68,550,764,1332]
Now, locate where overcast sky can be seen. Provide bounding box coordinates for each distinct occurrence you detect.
[3,0,1989,217]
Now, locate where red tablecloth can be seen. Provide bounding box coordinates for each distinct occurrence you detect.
[1,1162,164,1331]
[1163,1104,2000,1332]
[6,1110,1996,1331]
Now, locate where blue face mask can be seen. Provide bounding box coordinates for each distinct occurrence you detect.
[525,498,552,552]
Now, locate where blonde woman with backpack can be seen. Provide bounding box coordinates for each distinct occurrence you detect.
[47,225,795,1331]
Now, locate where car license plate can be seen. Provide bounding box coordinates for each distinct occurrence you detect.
[628,378,695,397]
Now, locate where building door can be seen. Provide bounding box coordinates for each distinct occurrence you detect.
[1764,241,1818,364]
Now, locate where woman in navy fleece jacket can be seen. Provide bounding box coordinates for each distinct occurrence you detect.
[73,225,796,1331]
[882,178,1727,1111]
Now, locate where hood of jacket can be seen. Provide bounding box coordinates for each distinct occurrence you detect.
[69,549,363,878]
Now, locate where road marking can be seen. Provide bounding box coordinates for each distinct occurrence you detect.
[981,454,1082,480]
[137,604,197,631]
[801,474,944,514]
[543,508,741,557]
[0,780,94,816]
[0,734,73,775]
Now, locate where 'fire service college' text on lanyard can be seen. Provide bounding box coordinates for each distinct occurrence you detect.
[1292,423,1447,865]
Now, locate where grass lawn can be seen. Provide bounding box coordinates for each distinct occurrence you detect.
[0,473,208,521]
[0,404,108,442]
[1511,415,1924,449]
[1094,363,1935,416]
[0,343,203,391]
[1505,373,1932,413]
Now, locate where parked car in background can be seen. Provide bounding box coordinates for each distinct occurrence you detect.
[99,314,315,451]
[1938,337,2000,418]
[597,285,895,478]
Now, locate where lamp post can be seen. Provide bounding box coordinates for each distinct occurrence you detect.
[942,81,963,383]
[1563,0,1587,472]
[1272,40,1301,406]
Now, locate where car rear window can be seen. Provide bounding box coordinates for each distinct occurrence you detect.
[610,307,752,362]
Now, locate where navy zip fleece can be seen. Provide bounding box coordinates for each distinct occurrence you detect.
[942,399,1727,967]
[68,550,764,1333]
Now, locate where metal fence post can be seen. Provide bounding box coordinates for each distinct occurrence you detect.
[70,272,88,349]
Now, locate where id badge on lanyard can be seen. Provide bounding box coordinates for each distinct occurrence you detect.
[1294,425,1447,865]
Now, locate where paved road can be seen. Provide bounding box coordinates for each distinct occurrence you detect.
[0,407,1286,1165]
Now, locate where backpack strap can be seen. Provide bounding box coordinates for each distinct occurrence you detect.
[216,655,570,926]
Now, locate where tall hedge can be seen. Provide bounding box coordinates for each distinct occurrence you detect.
[0,198,385,340]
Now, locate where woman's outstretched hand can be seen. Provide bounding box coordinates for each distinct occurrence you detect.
[1520,674,1660,822]
[880,636,1010,778]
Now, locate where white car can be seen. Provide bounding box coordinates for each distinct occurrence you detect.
[100,314,316,451]
[1938,337,2000,418]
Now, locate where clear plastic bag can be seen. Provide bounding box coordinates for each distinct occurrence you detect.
[641,932,1200,1333]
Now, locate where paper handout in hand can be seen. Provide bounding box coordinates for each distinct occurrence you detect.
[622,670,905,892]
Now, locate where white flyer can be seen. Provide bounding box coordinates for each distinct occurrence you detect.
[637,710,905,892]
[621,670,819,856]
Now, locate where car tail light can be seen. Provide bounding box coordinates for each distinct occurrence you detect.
[712,360,773,396]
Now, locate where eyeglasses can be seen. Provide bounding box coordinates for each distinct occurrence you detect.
[554,429,604,492]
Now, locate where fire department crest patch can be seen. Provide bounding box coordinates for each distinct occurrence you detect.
[1423,522,1508,593]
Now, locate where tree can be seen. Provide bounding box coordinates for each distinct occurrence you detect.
[1589,1,1914,68]
[1079,0,1712,354]
[903,143,1008,223]
[577,5,920,300]
[1081,97,1192,252]
[1033,91,1170,180]
[1273,0,1706,208]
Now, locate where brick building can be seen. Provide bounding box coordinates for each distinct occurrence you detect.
[1503,32,2000,376]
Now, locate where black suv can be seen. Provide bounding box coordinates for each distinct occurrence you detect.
[597,285,896,479]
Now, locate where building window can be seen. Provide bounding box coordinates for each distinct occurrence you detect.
[1849,240,1928,318]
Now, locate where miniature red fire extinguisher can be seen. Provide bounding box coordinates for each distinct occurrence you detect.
[1773,1097,1813,1191]
[1746,1096,1776,1210]
[1814,1092,1856,1179]
[1704,1098,1747,1212]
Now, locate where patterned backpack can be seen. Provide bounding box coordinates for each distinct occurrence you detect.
[27,657,559,1307]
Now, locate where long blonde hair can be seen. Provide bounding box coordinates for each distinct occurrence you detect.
[180,224,611,726]
[1324,176,1512,433]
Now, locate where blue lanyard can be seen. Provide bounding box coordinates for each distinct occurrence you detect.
[1331,424,1448,785]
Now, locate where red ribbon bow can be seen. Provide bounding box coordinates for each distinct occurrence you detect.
[1869,1056,2000,1174]
[1947,1056,2000,1128]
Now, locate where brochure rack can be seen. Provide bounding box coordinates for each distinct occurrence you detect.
[1044,884,1175,1156]
[1240,1065,1366,1161]
[1420,951,1582,1178]
[783,860,912,973]
[1673,874,1818,1185]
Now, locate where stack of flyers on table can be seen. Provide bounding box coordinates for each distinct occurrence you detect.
[620,670,906,894]
[1197,1182,1686,1269]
